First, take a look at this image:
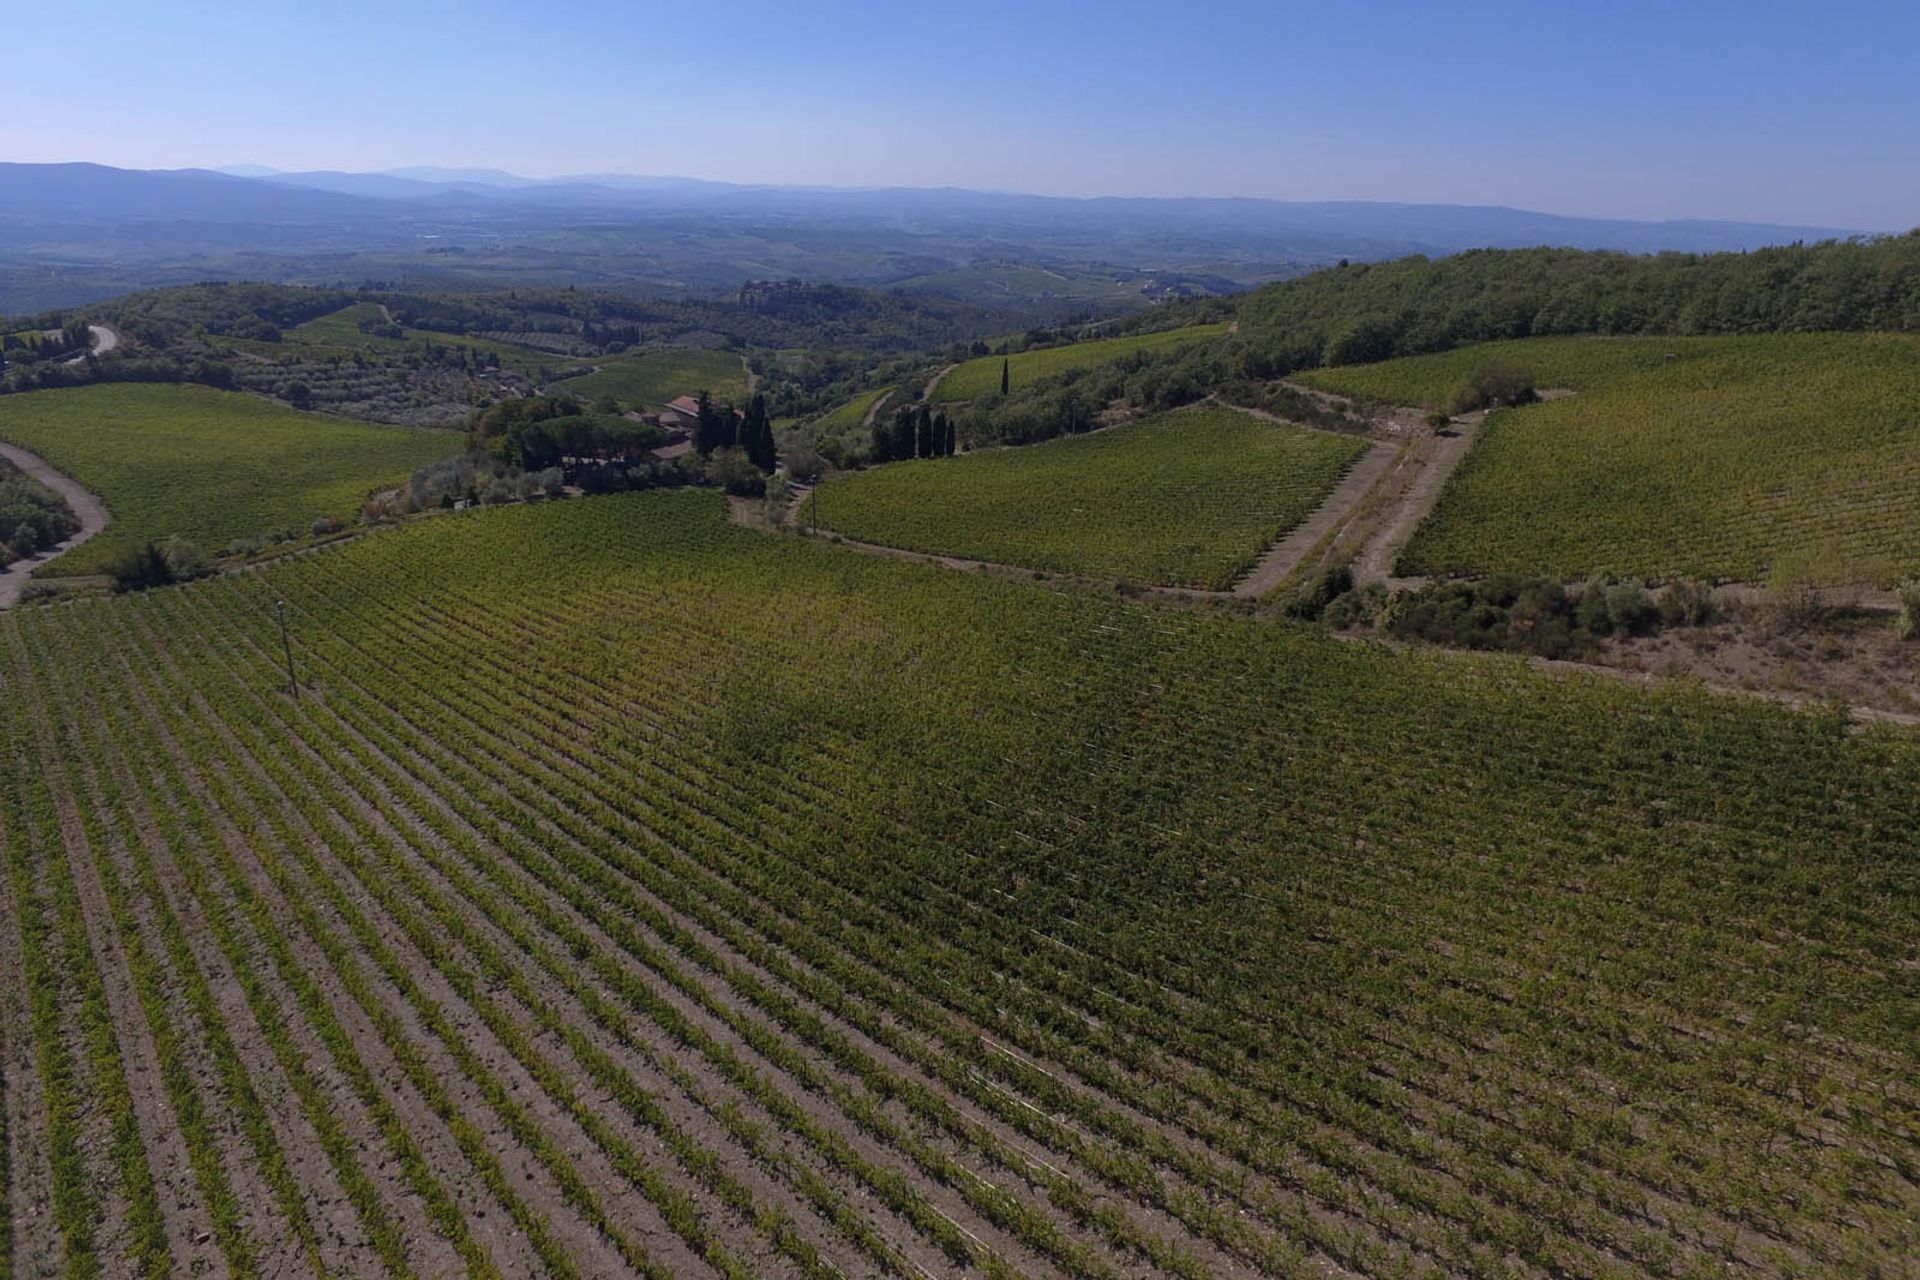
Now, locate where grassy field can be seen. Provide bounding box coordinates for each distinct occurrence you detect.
[813,407,1366,588]
[550,347,749,409]
[0,488,1912,1278]
[1300,332,1920,583]
[0,383,458,575]
[932,322,1230,401]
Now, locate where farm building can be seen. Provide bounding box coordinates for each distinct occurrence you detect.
[659,395,703,430]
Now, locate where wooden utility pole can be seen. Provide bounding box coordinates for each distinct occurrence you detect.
[276,600,298,698]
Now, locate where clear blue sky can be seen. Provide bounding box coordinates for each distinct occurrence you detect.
[4,0,1915,230]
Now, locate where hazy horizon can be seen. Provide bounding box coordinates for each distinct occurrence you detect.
[5,0,1916,232]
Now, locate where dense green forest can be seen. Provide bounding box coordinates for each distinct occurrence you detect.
[1231,233,1920,370]
[953,233,1920,447]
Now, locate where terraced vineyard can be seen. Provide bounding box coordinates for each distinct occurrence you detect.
[0,383,459,575]
[813,407,1366,588]
[932,324,1229,402]
[551,348,749,410]
[1,489,1914,1278]
[1301,332,1920,583]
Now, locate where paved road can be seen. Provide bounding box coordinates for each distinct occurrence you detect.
[63,324,119,365]
[0,441,110,607]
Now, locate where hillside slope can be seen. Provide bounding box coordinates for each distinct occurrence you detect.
[1304,332,1920,583]
[1,489,1912,1277]
[0,383,458,574]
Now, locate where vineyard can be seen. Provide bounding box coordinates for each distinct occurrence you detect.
[932,324,1229,402]
[810,407,1366,588]
[1,488,1914,1279]
[550,348,750,410]
[286,304,560,377]
[0,384,459,575]
[809,386,896,453]
[1301,332,1920,583]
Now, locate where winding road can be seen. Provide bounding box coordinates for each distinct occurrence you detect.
[0,441,110,607]
[62,324,119,365]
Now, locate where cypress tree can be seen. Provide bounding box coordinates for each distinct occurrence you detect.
[741,393,776,470]
[889,406,916,461]
[1000,358,1010,395]
[693,391,717,454]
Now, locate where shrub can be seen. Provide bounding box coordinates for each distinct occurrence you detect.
[1897,581,1920,640]
[108,541,176,593]
[706,448,766,497]
[1574,579,1616,635]
[1386,573,1692,658]
[1658,580,1717,627]
[1284,565,1355,621]
[1603,581,1659,635]
[160,535,210,581]
[1324,582,1390,630]
[1447,361,1538,415]
[784,444,826,484]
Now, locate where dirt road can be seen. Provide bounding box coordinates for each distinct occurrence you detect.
[1231,440,1402,597]
[921,363,958,401]
[0,441,110,606]
[1349,415,1483,585]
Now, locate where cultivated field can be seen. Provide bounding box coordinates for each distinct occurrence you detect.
[810,386,893,436]
[0,384,459,574]
[0,489,1913,1279]
[287,304,560,378]
[1301,332,1920,583]
[931,324,1229,402]
[813,407,1366,588]
[550,348,749,410]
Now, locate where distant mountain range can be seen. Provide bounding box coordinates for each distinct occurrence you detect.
[0,161,1873,316]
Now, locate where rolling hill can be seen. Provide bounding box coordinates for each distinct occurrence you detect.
[0,383,459,574]
[0,489,1911,1278]
[1302,332,1920,584]
[813,406,1366,588]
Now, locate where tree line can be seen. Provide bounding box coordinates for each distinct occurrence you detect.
[949,232,1920,450]
[1231,233,1920,374]
[870,404,955,463]
[0,462,81,565]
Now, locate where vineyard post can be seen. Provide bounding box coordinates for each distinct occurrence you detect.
[276,599,298,698]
